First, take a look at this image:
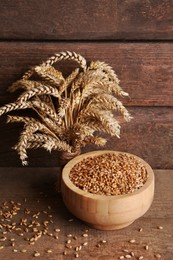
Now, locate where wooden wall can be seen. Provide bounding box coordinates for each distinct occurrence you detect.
[0,0,173,168]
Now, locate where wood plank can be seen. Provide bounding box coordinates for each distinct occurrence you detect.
[0,42,173,106]
[0,168,172,259]
[1,0,173,40]
[0,107,173,168]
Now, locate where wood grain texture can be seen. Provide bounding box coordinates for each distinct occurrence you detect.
[0,168,172,259]
[0,107,173,168]
[0,42,173,106]
[1,0,173,40]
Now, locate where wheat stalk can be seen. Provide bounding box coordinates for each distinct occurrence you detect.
[0,51,131,165]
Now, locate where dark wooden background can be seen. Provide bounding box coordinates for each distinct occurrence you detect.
[0,0,173,168]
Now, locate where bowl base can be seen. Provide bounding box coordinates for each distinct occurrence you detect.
[85,221,134,230]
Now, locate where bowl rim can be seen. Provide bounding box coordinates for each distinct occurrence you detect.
[62,150,154,200]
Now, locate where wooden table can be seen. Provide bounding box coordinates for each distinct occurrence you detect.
[0,168,172,259]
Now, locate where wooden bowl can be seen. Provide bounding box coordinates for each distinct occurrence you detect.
[61,150,155,230]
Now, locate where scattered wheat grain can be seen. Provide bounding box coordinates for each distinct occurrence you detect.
[129,239,136,243]
[157,226,163,230]
[145,245,149,250]
[34,252,40,257]
[20,249,27,253]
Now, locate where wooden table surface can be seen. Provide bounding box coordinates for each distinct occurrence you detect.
[0,168,172,260]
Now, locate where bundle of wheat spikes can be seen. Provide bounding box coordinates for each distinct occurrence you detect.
[0,51,132,165]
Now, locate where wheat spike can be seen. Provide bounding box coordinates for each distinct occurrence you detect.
[0,102,30,116]
[22,67,35,80]
[28,133,71,152]
[84,117,121,138]
[18,84,60,103]
[71,123,95,140]
[15,121,59,165]
[88,93,132,121]
[8,79,58,117]
[89,61,129,96]
[39,95,55,111]
[42,117,65,136]
[43,138,71,153]
[79,109,121,137]
[81,136,107,147]
[35,65,65,86]
[59,68,79,95]
[7,115,37,125]
[73,135,106,151]
[31,100,62,125]
[8,79,41,93]
[8,79,49,93]
[89,61,119,83]
[8,80,31,93]
[16,123,39,165]
[42,51,87,71]
[58,98,70,117]
[26,142,44,149]
[70,70,99,93]
[7,115,63,138]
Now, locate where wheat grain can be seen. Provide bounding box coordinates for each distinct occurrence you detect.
[70,153,148,195]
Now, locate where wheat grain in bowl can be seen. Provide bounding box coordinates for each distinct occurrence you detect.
[69,153,148,196]
[61,150,154,230]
